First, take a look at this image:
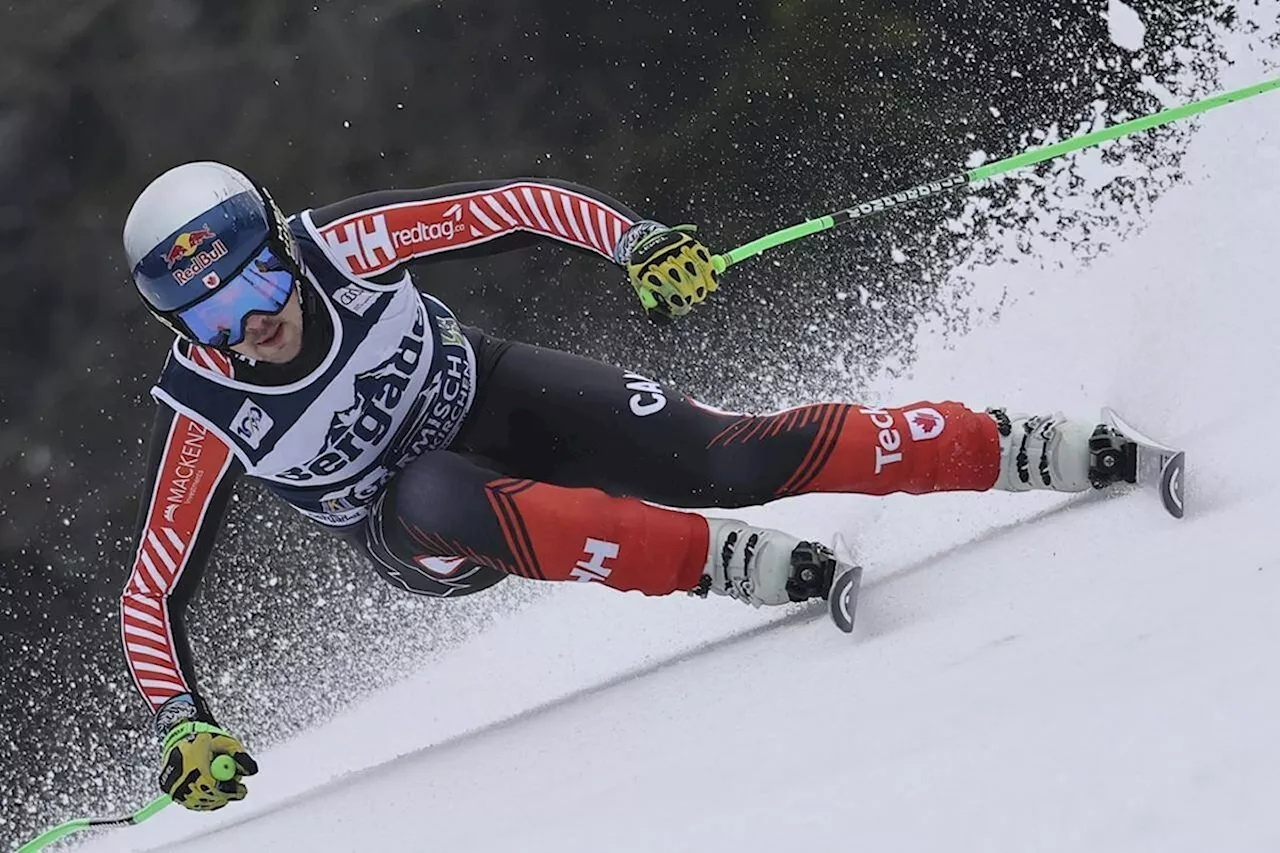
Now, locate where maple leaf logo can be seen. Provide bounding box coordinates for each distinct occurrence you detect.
[905,407,946,441]
[911,411,939,434]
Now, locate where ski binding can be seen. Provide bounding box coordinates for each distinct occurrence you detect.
[1101,407,1186,519]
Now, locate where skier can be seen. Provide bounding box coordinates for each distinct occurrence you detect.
[120,162,1134,811]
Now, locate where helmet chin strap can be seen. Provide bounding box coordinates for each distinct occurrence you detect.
[149,308,184,340]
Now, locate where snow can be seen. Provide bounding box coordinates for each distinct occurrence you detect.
[81,33,1280,853]
[1105,0,1147,52]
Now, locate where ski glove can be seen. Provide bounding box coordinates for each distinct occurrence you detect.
[624,224,719,319]
[158,721,258,811]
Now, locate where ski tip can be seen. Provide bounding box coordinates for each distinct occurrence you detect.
[828,565,863,634]
[1102,406,1179,454]
[1161,451,1186,520]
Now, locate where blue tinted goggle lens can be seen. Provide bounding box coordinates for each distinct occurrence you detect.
[175,244,294,347]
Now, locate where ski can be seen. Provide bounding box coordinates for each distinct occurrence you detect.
[827,564,864,634]
[1101,407,1186,519]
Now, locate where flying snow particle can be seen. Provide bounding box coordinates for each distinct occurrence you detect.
[965,150,989,168]
[1105,0,1146,52]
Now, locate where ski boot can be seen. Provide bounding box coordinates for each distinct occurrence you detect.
[692,519,844,606]
[988,409,1137,493]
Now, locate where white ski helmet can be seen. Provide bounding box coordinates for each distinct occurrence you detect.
[123,162,302,347]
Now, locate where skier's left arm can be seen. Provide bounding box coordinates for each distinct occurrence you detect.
[310,178,719,319]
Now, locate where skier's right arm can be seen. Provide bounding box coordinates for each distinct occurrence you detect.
[121,404,239,727]
[120,405,258,809]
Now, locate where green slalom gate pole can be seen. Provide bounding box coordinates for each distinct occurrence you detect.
[710,77,1280,273]
[14,756,237,852]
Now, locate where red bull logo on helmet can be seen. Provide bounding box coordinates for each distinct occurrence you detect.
[165,226,217,267]
[164,225,229,285]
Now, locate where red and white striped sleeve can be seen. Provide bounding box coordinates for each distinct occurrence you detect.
[185,344,235,378]
[310,178,652,279]
[120,403,238,714]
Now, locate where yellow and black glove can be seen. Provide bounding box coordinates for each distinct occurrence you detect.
[624,224,719,319]
[158,721,258,811]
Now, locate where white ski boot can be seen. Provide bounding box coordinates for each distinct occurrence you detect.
[988,409,1136,493]
[693,519,843,606]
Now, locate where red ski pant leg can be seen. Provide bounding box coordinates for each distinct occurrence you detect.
[484,479,708,593]
[773,401,1002,497]
[383,451,708,596]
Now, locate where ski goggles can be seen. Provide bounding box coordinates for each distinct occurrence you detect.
[171,243,296,347]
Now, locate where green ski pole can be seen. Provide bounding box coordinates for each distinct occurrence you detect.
[13,755,237,852]
[710,77,1280,273]
[14,795,171,853]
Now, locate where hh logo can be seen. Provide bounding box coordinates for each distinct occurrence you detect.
[571,538,619,584]
[324,214,396,274]
[905,407,946,441]
[322,204,466,275]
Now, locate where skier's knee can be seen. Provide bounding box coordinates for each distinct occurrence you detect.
[359,511,507,598]
[698,452,777,507]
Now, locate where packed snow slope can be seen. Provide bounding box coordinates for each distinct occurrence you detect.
[87,53,1280,853]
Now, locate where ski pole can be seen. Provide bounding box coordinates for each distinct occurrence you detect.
[13,755,237,852]
[14,795,170,853]
[710,76,1280,273]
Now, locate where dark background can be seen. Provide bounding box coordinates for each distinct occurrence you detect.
[0,0,1226,846]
